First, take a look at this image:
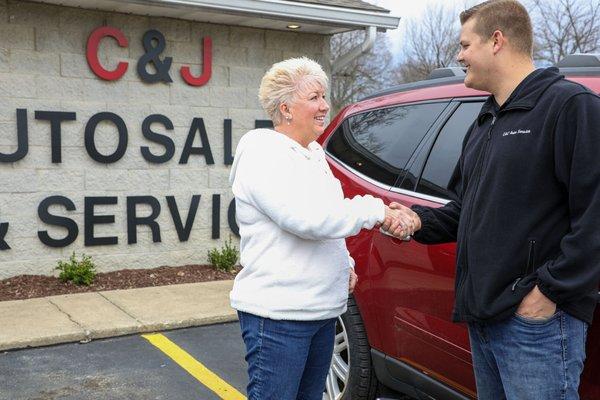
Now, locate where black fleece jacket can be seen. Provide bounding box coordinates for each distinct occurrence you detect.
[412,67,600,325]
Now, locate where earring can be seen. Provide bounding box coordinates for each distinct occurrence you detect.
[286,115,292,125]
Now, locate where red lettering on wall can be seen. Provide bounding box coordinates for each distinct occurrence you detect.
[180,37,212,87]
[86,26,129,81]
[86,26,212,87]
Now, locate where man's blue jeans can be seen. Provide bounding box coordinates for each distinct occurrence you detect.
[468,310,588,400]
[238,311,336,400]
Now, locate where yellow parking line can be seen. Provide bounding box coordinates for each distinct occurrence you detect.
[142,333,246,400]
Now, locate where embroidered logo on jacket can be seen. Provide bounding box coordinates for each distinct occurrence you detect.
[502,129,531,137]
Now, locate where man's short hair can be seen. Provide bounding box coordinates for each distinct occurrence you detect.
[460,0,533,56]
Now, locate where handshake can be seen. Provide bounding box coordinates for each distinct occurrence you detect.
[380,202,422,239]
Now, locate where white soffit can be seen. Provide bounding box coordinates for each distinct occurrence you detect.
[30,0,400,34]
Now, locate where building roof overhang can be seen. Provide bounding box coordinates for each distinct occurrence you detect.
[30,0,400,34]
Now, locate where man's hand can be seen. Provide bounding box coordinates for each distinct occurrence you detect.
[516,285,556,319]
[349,268,358,294]
[384,202,422,238]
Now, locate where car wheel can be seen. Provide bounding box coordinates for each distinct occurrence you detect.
[323,296,378,400]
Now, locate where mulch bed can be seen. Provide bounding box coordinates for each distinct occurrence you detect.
[0,264,240,302]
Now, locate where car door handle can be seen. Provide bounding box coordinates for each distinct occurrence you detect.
[380,227,411,242]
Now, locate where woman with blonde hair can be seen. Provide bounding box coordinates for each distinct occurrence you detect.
[229,57,406,399]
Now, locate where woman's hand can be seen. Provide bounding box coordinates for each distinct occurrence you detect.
[387,202,422,237]
[381,206,402,231]
[381,204,420,238]
[349,268,358,294]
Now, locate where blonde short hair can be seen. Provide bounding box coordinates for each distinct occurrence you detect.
[258,57,328,126]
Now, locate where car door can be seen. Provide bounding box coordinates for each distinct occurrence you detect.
[324,100,452,348]
[368,100,484,398]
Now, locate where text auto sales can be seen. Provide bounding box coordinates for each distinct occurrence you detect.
[0,26,271,251]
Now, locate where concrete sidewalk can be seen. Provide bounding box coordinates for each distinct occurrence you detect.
[0,280,237,352]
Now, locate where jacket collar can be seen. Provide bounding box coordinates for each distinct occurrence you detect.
[476,67,564,125]
[272,130,320,159]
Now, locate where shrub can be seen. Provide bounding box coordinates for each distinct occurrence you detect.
[55,252,97,286]
[207,237,239,272]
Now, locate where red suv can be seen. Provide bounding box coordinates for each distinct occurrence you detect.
[320,54,600,400]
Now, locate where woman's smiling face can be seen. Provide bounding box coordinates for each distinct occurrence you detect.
[287,81,330,143]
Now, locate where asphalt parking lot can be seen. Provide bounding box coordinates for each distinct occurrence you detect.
[0,323,247,400]
[1,321,411,400]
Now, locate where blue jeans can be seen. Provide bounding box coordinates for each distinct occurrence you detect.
[468,310,588,400]
[237,311,336,400]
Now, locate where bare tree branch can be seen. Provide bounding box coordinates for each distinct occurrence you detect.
[528,0,600,64]
[393,3,460,83]
[330,31,394,115]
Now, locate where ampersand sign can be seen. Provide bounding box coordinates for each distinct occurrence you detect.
[137,29,173,83]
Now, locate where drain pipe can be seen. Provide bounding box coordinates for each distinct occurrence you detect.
[332,26,377,73]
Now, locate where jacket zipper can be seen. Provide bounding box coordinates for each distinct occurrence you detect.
[458,115,497,314]
[464,103,533,299]
[512,239,536,291]
[526,239,536,274]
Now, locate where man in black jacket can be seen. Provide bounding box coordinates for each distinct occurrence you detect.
[383,0,600,399]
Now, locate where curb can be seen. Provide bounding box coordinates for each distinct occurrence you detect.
[0,280,237,352]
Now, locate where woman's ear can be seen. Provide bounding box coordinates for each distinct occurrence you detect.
[279,103,292,121]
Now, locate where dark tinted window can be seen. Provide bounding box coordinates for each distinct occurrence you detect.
[416,102,483,198]
[326,102,447,186]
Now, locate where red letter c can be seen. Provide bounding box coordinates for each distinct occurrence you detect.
[86,26,129,81]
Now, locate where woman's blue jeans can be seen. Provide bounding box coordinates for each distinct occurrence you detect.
[237,311,336,400]
[468,310,588,400]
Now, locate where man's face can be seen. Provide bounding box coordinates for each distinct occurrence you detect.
[457,18,494,91]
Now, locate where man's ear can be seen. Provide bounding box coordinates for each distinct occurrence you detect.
[491,30,505,55]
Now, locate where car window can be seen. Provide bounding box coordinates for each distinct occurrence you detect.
[326,102,448,186]
[416,102,483,199]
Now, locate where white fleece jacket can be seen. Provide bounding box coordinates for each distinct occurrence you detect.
[229,129,385,320]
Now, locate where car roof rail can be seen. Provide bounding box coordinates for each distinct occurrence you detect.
[360,75,465,101]
[427,67,466,79]
[361,54,600,102]
[556,53,600,68]
[556,53,600,76]
[360,66,466,100]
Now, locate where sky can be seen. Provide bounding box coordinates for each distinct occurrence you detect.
[373,0,469,60]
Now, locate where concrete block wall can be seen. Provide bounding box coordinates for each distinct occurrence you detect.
[0,0,331,278]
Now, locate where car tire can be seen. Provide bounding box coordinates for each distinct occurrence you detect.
[324,295,378,400]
